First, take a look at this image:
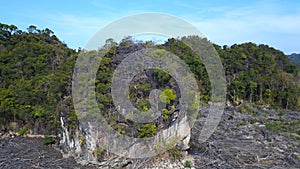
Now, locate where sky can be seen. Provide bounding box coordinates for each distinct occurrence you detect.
[1,0,300,54]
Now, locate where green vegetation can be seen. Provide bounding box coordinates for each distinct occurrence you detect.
[80,136,85,146]
[139,124,157,138]
[159,88,176,105]
[288,53,300,67]
[184,160,192,168]
[0,22,299,136]
[136,99,150,111]
[162,108,169,119]
[137,82,151,91]
[217,43,300,110]
[17,127,29,136]
[93,146,104,156]
[43,135,55,145]
[116,125,126,135]
[238,121,248,127]
[0,23,76,133]
[167,147,182,161]
[153,68,171,84]
[266,120,300,135]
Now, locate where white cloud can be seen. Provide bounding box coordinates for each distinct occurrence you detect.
[42,5,300,53]
[187,7,300,53]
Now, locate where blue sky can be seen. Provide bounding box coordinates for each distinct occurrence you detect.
[1,0,300,54]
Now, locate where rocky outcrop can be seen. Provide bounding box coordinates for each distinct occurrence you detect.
[58,112,192,164]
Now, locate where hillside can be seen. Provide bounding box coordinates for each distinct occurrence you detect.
[1,23,299,132]
[288,53,300,67]
[0,23,77,133]
[0,23,299,168]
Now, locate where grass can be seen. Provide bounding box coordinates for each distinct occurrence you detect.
[93,146,103,156]
[17,127,29,136]
[265,120,300,134]
[167,147,182,161]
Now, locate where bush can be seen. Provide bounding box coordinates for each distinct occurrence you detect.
[17,127,29,136]
[184,160,192,168]
[137,82,151,91]
[136,99,150,111]
[43,135,55,145]
[167,147,182,161]
[162,108,169,119]
[153,68,171,84]
[80,136,85,146]
[159,88,176,105]
[240,103,253,114]
[138,124,156,138]
[93,146,103,156]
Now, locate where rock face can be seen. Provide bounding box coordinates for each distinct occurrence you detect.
[58,112,192,164]
[170,114,191,151]
[62,43,194,163]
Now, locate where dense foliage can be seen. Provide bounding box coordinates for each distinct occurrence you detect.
[288,53,300,67]
[0,23,77,133]
[0,23,299,134]
[216,43,300,109]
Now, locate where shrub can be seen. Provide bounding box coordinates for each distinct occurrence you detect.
[93,146,103,156]
[43,135,55,145]
[117,126,126,135]
[184,160,192,168]
[139,124,156,138]
[17,127,29,136]
[153,68,171,84]
[159,88,176,105]
[80,136,85,146]
[167,147,182,161]
[137,82,151,91]
[162,108,169,119]
[136,99,150,111]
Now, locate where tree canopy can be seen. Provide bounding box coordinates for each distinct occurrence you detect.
[0,23,299,134]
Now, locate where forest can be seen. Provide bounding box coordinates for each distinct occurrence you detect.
[288,53,300,67]
[0,23,299,134]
